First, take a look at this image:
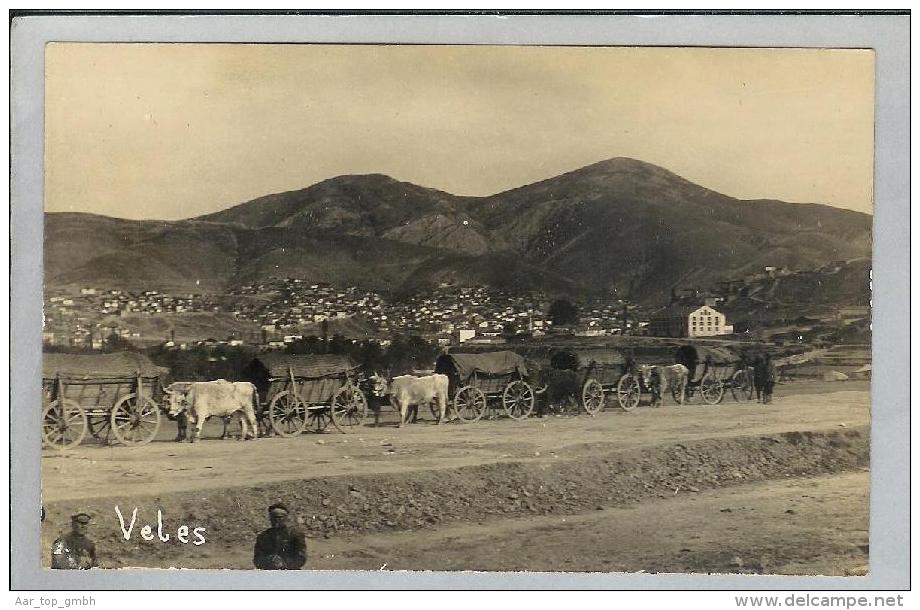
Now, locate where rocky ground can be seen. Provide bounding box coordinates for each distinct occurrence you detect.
[40,381,870,575]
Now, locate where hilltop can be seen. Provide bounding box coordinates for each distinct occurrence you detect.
[44,157,871,306]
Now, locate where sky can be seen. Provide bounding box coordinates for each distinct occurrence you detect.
[44,44,875,220]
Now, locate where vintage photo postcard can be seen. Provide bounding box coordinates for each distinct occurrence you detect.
[11,13,908,591]
[37,42,875,575]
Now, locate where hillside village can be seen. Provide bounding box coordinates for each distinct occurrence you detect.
[43,280,634,349]
[42,256,870,352]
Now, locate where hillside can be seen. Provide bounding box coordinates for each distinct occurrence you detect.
[719,257,872,337]
[99,312,261,346]
[470,158,871,302]
[44,157,872,306]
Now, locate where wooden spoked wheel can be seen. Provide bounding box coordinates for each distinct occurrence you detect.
[700,372,725,405]
[110,394,161,446]
[329,385,368,433]
[454,386,487,423]
[616,374,641,412]
[581,378,606,415]
[87,411,113,444]
[730,369,754,402]
[502,380,535,420]
[307,407,333,433]
[269,390,308,437]
[42,400,88,450]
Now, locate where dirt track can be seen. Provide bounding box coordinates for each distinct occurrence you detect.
[40,382,870,574]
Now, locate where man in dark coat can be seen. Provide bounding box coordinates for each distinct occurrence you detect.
[752,355,766,403]
[51,513,97,569]
[762,354,777,404]
[253,502,307,570]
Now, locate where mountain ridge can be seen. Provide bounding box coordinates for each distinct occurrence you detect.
[44,157,872,306]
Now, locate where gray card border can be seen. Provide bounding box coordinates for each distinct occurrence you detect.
[10,13,910,590]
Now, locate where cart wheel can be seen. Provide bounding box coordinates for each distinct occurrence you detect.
[502,380,535,420]
[330,386,368,433]
[269,391,307,437]
[42,400,88,450]
[454,386,487,423]
[700,372,725,405]
[306,407,333,433]
[730,369,754,402]
[616,374,641,412]
[110,394,161,446]
[581,378,606,415]
[87,412,113,444]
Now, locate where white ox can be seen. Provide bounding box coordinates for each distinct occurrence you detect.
[639,364,689,406]
[165,380,260,442]
[369,373,449,427]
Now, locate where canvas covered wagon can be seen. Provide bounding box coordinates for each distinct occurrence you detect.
[434,350,534,422]
[41,352,168,449]
[674,344,745,404]
[244,353,367,435]
[548,348,645,414]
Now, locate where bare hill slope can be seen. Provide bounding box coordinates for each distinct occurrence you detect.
[44,158,871,305]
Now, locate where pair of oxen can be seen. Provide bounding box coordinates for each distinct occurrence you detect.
[164,373,449,442]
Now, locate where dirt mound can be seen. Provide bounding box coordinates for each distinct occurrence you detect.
[41,428,867,569]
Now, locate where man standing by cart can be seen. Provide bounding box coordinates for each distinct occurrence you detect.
[753,354,766,403]
[253,502,307,570]
[762,353,777,404]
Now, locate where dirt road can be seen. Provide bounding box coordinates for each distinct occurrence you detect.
[42,383,869,502]
[40,383,870,575]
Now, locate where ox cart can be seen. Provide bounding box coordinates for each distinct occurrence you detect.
[434,351,535,422]
[42,353,167,450]
[245,354,368,436]
[545,348,639,414]
[550,348,628,415]
[674,345,750,405]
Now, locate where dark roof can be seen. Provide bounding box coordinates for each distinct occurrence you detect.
[649,304,701,319]
[675,344,739,366]
[250,353,360,379]
[629,345,683,364]
[42,352,168,380]
[553,348,627,369]
[436,351,528,379]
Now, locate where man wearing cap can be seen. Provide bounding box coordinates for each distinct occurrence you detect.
[51,513,97,569]
[253,503,307,570]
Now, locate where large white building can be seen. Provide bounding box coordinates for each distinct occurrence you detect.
[688,305,733,337]
[648,304,733,338]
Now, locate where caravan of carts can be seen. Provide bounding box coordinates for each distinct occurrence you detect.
[41,344,765,450]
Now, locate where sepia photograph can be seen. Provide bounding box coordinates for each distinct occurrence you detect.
[28,33,886,582]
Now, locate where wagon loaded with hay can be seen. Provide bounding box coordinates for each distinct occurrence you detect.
[244,353,368,436]
[434,351,535,422]
[42,352,168,450]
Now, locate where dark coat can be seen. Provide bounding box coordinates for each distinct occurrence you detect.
[753,356,767,386]
[51,532,97,569]
[253,525,307,570]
